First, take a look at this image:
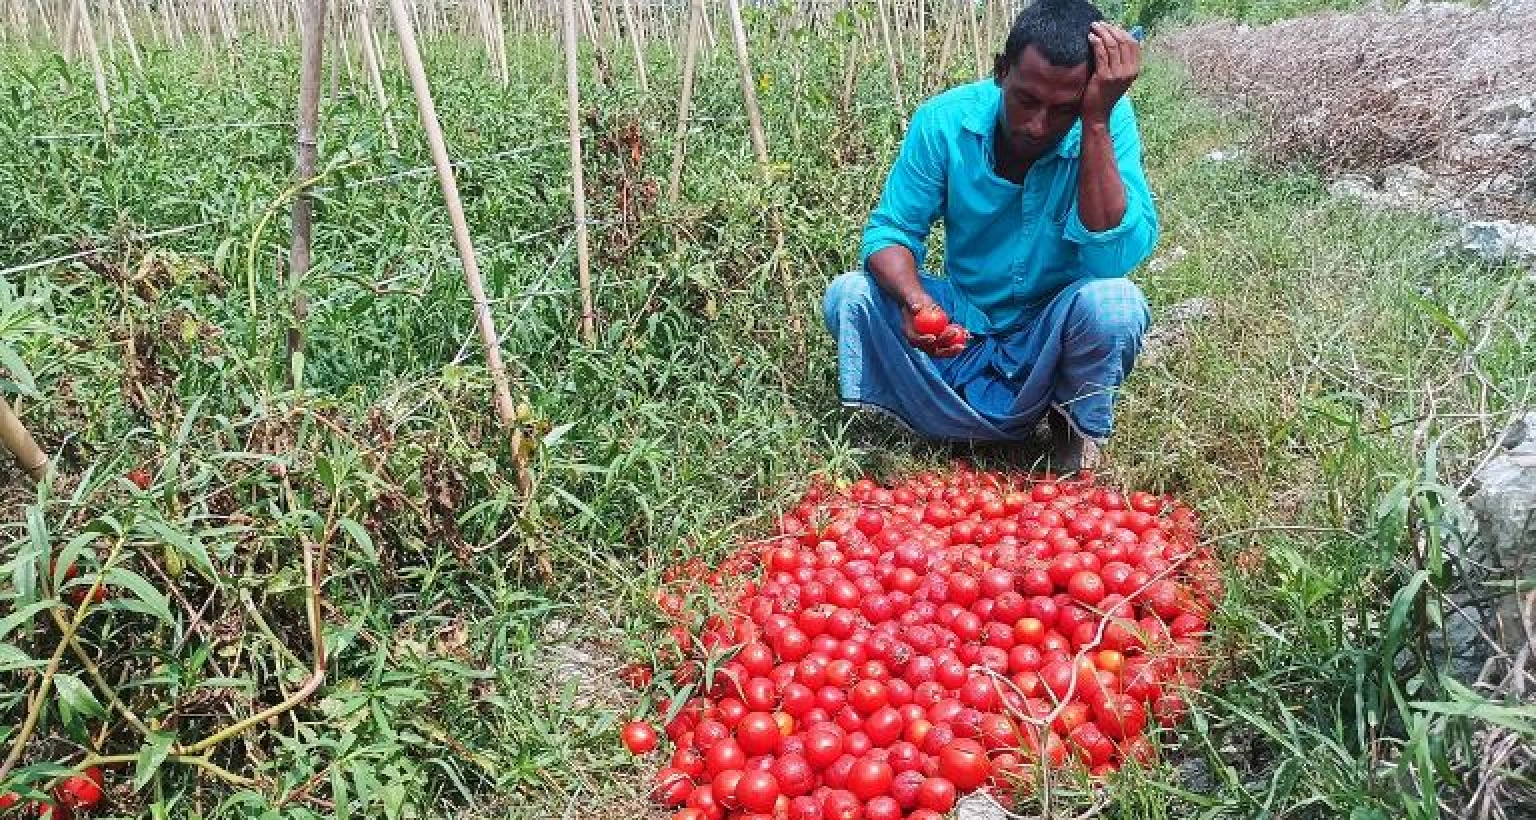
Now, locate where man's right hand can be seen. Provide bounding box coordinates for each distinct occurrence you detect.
[903,303,968,358]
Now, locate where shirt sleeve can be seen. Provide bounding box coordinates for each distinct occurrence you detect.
[859,104,948,272]
[1062,98,1159,278]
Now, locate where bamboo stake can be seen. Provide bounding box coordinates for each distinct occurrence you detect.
[287,0,324,390]
[71,0,111,133]
[725,0,800,348]
[358,8,398,150]
[490,0,511,86]
[60,0,81,59]
[875,0,907,129]
[967,0,984,79]
[619,0,647,93]
[0,396,47,482]
[666,0,702,203]
[386,0,532,491]
[724,0,768,168]
[559,0,596,343]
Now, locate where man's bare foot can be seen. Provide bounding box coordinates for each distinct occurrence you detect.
[1048,410,1101,474]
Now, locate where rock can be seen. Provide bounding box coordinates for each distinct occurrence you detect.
[1458,220,1536,268]
[1476,96,1536,131]
[956,793,1010,820]
[1203,147,1245,163]
[1330,173,1378,202]
[1467,412,1536,568]
[1448,412,1536,680]
[1383,164,1433,201]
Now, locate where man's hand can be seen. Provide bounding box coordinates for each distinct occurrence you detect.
[1082,22,1141,126]
[902,303,969,358]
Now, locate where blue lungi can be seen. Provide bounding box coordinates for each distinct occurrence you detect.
[824,271,1150,443]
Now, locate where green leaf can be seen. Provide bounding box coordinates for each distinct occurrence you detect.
[134,731,176,791]
[332,764,351,820]
[142,517,216,580]
[0,344,37,397]
[102,567,173,624]
[338,518,377,562]
[54,672,105,720]
[0,600,56,642]
[0,642,44,673]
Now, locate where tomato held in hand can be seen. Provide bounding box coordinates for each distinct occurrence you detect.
[912,304,949,337]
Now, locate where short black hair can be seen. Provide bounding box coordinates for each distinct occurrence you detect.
[993,0,1105,79]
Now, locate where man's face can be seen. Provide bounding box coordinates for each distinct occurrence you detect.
[996,45,1090,159]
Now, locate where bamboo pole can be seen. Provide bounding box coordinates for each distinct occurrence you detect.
[287,0,324,390]
[0,396,47,482]
[358,8,398,150]
[109,0,141,69]
[666,0,702,203]
[725,0,800,347]
[619,0,647,93]
[386,0,532,491]
[71,0,112,133]
[490,0,511,86]
[559,0,596,343]
[967,0,984,79]
[724,0,768,168]
[875,0,907,129]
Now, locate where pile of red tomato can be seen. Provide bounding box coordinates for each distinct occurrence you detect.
[624,467,1222,820]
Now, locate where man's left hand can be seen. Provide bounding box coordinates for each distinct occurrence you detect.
[1081,22,1141,126]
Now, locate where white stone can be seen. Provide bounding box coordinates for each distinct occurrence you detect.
[956,793,1011,820]
[1468,412,1536,568]
[1458,220,1536,267]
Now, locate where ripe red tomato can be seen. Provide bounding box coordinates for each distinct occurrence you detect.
[865,795,903,820]
[127,468,151,490]
[705,739,746,776]
[849,679,889,716]
[621,721,659,755]
[651,768,695,806]
[1067,571,1107,605]
[917,775,957,811]
[735,769,780,812]
[912,305,949,337]
[737,712,782,757]
[937,739,990,791]
[803,725,844,769]
[846,758,895,801]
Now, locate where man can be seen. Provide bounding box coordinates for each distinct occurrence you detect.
[824,0,1156,472]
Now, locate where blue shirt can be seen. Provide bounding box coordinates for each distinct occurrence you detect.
[859,80,1158,333]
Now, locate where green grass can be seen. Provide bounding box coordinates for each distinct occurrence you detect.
[2,11,1533,820]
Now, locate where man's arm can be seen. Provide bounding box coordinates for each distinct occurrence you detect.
[1066,23,1158,277]
[860,106,963,354]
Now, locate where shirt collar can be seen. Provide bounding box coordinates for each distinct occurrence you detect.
[961,80,1084,161]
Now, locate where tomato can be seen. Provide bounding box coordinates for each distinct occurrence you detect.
[846,758,895,801]
[0,794,18,810]
[917,775,957,811]
[1095,694,1148,741]
[735,769,780,812]
[127,468,151,490]
[671,810,707,820]
[822,790,863,820]
[865,795,903,820]
[621,721,659,755]
[772,754,814,797]
[803,725,844,769]
[651,768,695,806]
[849,679,889,716]
[704,739,746,776]
[891,769,925,809]
[937,739,990,791]
[912,305,949,337]
[1067,570,1107,605]
[1068,723,1115,767]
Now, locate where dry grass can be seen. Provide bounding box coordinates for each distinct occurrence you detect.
[1158,4,1536,220]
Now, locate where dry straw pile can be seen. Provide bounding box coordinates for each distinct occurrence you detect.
[1160,3,1536,220]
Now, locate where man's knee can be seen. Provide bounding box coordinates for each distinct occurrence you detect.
[1069,278,1150,346]
[824,271,884,333]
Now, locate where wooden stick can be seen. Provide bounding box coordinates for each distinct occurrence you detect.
[490,0,511,86]
[559,0,596,343]
[724,0,768,167]
[358,6,398,150]
[287,0,324,390]
[110,0,141,70]
[967,0,984,79]
[666,0,701,203]
[0,396,47,482]
[875,0,907,129]
[386,0,532,490]
[71,0,111,134]
[619,0,647,93]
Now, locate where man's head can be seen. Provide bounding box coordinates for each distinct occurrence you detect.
[992,0,1105,159]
